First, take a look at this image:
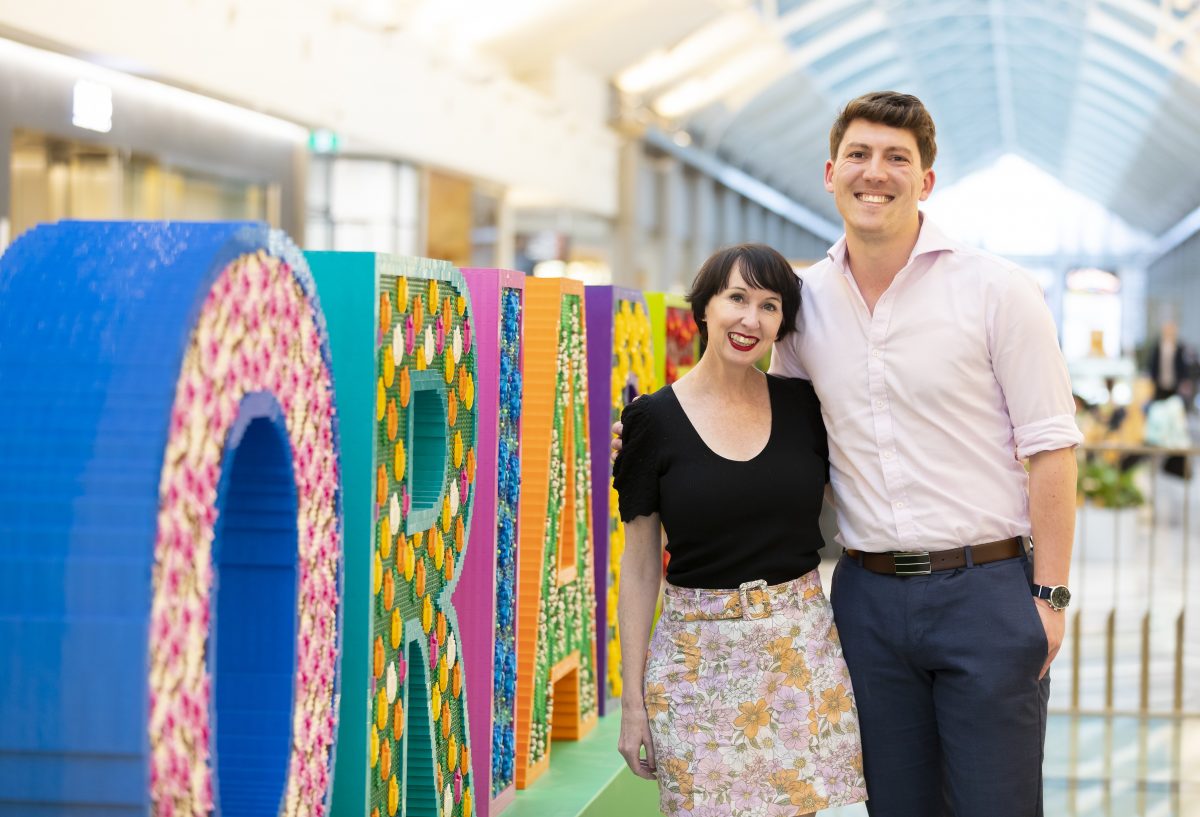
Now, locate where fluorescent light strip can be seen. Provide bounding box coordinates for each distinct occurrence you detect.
[775,0,861,37]
[654,41,785,118]
[617,10,761,95]
[786,8,887,71]
[0,36,307,143]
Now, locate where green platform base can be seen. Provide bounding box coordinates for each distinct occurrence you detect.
[505,708,661,817]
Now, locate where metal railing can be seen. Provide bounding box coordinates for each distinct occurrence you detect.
[1054,444,1200,817]
[1064,443,1199,717]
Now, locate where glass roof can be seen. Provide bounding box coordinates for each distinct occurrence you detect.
[610,0,1200,247]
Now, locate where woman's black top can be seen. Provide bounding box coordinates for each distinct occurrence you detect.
[612,375,828,590]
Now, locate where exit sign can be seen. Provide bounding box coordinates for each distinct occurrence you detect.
[308,129,340,154]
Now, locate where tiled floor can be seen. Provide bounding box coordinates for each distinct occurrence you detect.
[825,715,1200,817]
[1043,715,1200,817]
[819,465,1200,816]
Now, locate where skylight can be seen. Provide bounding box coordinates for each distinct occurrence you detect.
[922,153,1152,258]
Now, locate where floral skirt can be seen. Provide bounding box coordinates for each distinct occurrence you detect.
[644,570,867,816]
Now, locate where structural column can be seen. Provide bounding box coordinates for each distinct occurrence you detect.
[719,187,743,249]
[687,172,718,276]
[656,156,685,292]
[613,138,645,289]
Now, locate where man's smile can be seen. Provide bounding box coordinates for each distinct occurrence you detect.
[855,192,894,204]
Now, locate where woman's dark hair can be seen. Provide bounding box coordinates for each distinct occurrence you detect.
[685,243,802,342]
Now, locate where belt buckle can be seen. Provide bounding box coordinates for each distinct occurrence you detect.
[892,551,932,576]
[738,579,771,620]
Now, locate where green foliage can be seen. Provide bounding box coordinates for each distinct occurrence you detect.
[1078,460,1144,508]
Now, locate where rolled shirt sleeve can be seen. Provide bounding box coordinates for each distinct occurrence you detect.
[987,267,1084,459]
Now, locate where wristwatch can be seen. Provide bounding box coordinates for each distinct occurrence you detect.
[1031,584,1071,611]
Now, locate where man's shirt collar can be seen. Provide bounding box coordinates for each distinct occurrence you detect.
[826,212,959,274]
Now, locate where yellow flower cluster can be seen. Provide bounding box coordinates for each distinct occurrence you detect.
[609,300,656,411]
[372,269,476,817]
[606,298,657,700]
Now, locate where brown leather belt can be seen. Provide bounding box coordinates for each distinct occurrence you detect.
[845,537,1025,576]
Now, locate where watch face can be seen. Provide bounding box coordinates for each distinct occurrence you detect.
[1049,585,1071,609]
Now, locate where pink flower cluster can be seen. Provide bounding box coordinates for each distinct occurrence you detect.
[149,251,342,817]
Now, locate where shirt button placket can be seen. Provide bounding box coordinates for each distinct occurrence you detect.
[866,297,913,546]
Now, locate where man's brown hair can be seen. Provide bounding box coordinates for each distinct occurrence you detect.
[829,91,937,169]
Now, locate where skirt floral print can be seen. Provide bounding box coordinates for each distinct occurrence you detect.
[644,570,867,816]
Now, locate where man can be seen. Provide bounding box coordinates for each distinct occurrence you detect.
[767,91,1080,816]
[1147,320,1191,402]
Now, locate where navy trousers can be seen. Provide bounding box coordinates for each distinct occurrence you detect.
[831,552,1051,817]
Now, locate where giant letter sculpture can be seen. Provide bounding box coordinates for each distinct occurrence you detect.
[308,253,477,817]
[584,287,657,714]
[0,222,343,817]
[646,292,700,385]
[514,277,598,789]
[456,269,525,817]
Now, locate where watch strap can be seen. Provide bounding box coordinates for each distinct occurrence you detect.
[1030,583,1070,609]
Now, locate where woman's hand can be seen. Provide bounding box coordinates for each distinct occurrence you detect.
[610,420,624,463]
[617,704,657,780]
[610,393,643,462]
[617,513,661,780]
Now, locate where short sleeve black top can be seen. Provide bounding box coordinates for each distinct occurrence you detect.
[611,375,829,589]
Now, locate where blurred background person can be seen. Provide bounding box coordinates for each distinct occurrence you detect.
[1147,320,1194,404]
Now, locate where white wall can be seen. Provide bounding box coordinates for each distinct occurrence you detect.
[0,0,620,216]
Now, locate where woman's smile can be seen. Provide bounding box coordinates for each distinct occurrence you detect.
[727,331,760,352]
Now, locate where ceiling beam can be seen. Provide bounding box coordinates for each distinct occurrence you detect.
[884,2,1084,29]
[739,125,829,181]
[1087,3,1193,83]
[823,50,907,98]
[775,0,869,38]
[1077,63,1158,118]
[989,0,1018,148]
[1083,36,1171,99]
[702,77,831,151]
[643,127,842,242]
[1067,100,1195,181]
[1142,204,1200,266]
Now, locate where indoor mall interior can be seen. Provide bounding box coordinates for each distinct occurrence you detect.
[1,1,1198,816]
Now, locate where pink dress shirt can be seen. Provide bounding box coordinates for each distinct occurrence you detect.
[770,217,1083,553]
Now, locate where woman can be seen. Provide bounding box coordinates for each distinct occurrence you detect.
[613,244,866,816]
